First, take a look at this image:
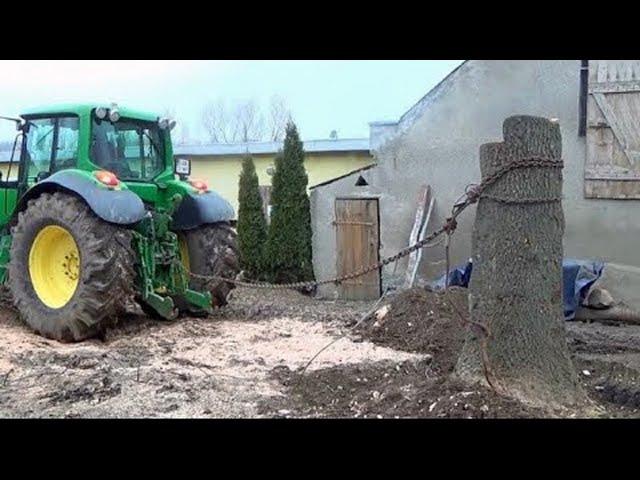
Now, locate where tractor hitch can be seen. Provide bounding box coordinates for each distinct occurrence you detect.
[132,200,213,320]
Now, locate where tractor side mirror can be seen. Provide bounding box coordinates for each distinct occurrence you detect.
[175,157,191,181]
[36,171,50,183]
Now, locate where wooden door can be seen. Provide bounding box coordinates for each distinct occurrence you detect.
[334,198,381,300]
[585,60,640,199]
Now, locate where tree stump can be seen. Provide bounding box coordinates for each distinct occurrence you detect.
[455,115,584,407]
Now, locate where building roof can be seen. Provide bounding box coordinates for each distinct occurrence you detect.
[174,138,370,157]
[0,147,19,163]
[0,137,371,163]
[368,120,398,127]
[309,163,377,189]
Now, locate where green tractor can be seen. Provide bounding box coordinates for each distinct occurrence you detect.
[0,103,239,342]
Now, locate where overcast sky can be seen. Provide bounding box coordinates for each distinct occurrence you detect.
[0,60,463,144]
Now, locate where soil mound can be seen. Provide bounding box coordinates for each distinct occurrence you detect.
[261,287,545,418]
[356,287,469,375]
[262,358,545,418]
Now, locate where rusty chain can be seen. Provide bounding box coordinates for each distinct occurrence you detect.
[186,156,563,291]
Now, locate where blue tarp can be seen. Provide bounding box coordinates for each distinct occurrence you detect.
[432,258,604,320]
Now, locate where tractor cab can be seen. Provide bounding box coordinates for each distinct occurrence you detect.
[1,104,182,216]
[0,103,238,342]
[15,104,178,182]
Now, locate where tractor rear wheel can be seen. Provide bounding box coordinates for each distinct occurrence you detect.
[8,192,135,342]
[179,222,239,308]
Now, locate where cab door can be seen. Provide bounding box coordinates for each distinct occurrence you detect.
[0,136,22,226]
[0,116,80,226]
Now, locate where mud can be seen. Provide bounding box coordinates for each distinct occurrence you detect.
[4,285,640,418]
[262,287,640,418]
[261,287,543,418]
[0,287,418,418]
[260,358,546,418]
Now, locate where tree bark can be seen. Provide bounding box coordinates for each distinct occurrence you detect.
[455,115,584,407]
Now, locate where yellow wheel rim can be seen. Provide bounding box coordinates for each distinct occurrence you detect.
[28,225,80,309]
[178,234,190,272]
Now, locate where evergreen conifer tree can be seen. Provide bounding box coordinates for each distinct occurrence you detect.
[264,122,314,283]
[237,155,268,279]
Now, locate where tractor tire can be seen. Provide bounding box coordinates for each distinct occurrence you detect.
[181,222,239,308]
[8,192,135,342]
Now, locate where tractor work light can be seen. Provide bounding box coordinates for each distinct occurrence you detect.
[94,170,120,188]
[169,119,177,131]
[175,157,191,177]
[158,118,170,130]
[109,108,121,123]
[95,107,107,119]
[188,179,208,193]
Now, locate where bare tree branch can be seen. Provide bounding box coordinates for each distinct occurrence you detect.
[232,99,265,142]
[268,95,291,141]
[201,100,231,143]
[201,97,288,143]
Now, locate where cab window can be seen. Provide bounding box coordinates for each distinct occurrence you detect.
[90,117,165,181]
[22,116,79,182]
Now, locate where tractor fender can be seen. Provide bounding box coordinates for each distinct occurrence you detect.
[171,190,235,230]
[16,170,147,226]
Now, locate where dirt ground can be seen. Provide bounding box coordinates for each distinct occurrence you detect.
[2,285,640,418]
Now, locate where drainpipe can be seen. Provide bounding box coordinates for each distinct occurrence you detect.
[579,60,589,137]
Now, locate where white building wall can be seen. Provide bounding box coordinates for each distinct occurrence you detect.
[311,60,640,305]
